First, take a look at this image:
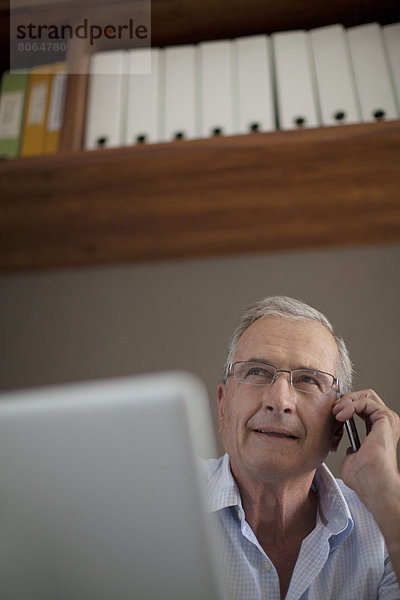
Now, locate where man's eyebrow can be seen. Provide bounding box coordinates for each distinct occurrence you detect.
[245,357,274,365]
[245,357,329,373]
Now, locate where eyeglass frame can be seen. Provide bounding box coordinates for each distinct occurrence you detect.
[226,360,339,396]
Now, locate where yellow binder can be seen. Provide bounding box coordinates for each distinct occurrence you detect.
[20,64,53,156]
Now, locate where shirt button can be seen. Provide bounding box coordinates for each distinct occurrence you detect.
[237,509,243,521]
[263,561,271,572]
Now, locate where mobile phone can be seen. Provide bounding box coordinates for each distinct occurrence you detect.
[345,417,361,452]
[337,390,361,452]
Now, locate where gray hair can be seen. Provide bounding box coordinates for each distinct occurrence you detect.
[222,296,353,394]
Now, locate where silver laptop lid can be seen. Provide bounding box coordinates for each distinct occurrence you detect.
[0,371,223,600]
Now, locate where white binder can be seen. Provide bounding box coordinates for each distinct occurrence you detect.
[234,35,275,134]
[310,24,361,126]
[199,39,236,137]
[347,23,398,122]
[383,23,400,115]
[164,44,199,141]
[84,50,128,150]
[126,47,164,145]
[272,30,320,130]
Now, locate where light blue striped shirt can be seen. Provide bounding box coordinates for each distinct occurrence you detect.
[203,454,400,600]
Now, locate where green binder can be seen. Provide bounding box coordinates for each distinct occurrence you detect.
[0,69,30,159]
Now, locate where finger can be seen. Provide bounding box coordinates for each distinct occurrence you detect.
[333,389,384,420]
[347,389,385,407]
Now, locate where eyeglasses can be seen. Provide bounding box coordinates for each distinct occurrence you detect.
[227,361,338,396]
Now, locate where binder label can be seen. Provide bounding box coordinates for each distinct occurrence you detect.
[0,91,24,138]
[47,72,67,132]
[27,82,47,125]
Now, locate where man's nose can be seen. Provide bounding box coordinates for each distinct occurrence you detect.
[262,372,297,413]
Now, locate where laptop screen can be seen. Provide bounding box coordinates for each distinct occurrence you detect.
[0,372,223,600]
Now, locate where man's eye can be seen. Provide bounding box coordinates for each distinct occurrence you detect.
[248,368,266,376]
[247,367,273,378]
[295,374,320,386]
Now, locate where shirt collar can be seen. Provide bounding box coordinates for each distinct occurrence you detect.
[206,453,241,513]
[313,462,354,540]
[207,454,353,539]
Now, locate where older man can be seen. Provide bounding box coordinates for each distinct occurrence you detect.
[205,296,400,599]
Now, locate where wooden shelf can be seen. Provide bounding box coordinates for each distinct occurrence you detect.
[1,121,400,272]
[1,0,400,272]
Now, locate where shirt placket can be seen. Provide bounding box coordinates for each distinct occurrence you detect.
[285,522,331,600]
[238,508,281,599]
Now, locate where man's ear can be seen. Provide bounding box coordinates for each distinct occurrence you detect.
[330,420,344,452]
[217,383,226,433]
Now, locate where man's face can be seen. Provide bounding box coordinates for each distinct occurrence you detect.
[217,316,343,485]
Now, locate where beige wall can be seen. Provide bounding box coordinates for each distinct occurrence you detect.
[1,243,399,475]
